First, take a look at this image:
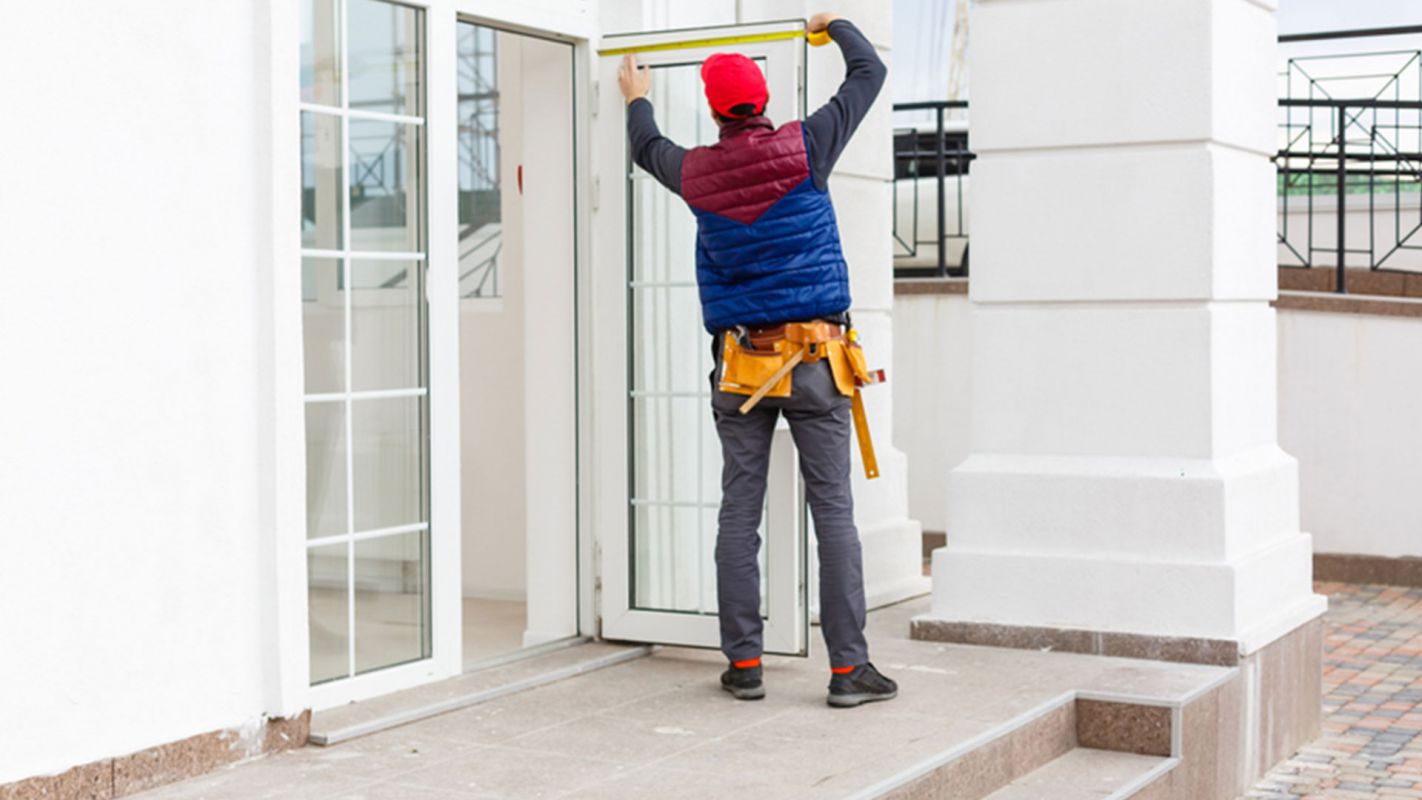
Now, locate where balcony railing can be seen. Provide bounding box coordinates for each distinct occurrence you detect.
[893,28,1422,293]
[892,100,971,279]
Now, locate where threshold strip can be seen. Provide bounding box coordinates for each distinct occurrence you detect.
[309,644,653,746]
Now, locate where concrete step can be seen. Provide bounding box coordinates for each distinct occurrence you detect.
[308,640,650,745]
[982,748,1177,800]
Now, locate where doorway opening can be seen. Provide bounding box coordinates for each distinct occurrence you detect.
[456,20,579,670]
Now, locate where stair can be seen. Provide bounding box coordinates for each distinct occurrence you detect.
[982,748,1176,800]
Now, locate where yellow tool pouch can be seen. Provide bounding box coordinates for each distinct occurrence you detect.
[718,322,883,481]
[718,335,793,399]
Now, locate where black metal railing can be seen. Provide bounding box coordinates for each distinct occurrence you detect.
[1276,37,1422,293]
[893,28,1422,292]
[892,100,971,279]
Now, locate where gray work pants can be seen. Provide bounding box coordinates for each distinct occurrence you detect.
[710,339,869,669]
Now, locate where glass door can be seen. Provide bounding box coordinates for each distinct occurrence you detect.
[300,0,431,687]
[592,21,809,655]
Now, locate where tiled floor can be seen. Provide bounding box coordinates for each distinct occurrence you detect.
[132,596,1229,800]
[1247,582,1422,799]
[463,597,528,669]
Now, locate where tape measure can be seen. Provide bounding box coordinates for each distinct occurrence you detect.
[600,27,831,56]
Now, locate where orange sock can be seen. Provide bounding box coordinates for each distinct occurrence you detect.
[733,657,761,669]
[830,665,856,674]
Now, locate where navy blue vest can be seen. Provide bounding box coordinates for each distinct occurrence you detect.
[681,118,851,333]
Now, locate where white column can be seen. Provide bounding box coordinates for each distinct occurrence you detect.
[930,0,1325,650]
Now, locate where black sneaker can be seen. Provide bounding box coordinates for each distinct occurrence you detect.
[827,662,898,708]
[720,663,766,700]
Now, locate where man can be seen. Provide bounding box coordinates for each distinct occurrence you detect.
[618,13,897,708]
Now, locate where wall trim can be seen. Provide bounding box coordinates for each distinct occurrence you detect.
[1274,291,1422,319]
[0,712,310,800]
[891,268,1422,306]
[910,617,1242,666]
[1315,552,1422,588]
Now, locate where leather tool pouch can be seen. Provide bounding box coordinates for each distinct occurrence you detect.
[825,339,873,398]
[718,334,794,399]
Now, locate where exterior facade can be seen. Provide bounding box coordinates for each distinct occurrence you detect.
[0,0,918,790]
[5,0,1380,795]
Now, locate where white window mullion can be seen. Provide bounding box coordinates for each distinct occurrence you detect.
[339,0,357,683]
[300,101,425,127]
[305,386,428,404]
[306,521,431,549]
[304,247,426,261]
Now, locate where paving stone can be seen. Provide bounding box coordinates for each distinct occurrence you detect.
[1250,582,1422,799]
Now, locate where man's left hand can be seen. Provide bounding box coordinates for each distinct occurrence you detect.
[619,54,652,104]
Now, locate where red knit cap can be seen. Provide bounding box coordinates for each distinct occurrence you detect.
[701,53,769,119]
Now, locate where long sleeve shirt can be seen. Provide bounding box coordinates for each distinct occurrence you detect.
[626,19,887,195]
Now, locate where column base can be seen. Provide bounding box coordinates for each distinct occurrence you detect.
[927,531,1323,644]
[912,610,1323,791]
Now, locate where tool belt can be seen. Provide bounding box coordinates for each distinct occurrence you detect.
[718,320,885,480]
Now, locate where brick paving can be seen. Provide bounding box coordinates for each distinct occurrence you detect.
[1247,582,1422,799]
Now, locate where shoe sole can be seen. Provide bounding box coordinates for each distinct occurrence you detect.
[722,683,766,701]
[827,689,897,708]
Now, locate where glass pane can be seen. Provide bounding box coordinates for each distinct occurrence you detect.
[351,396,424,532]
[350,119,422,252]
[354,531,429,673]
[300,0,341,106]
[347,0,422,117]
[302,258,344,394]
[308,543,349,684]
[305,402,347,539]
[626,67,741,615]
[457,22,502,299]
[351,259,422,391]
[302,112,344,250]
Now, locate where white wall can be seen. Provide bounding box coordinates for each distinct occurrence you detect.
[1279,307,1422,558]
[0,1,280,782]
[896,293,1422,559]
[460,34,531,603]
[891,292,972,533]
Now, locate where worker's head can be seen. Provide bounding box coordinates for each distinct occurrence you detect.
[701,52,769,125]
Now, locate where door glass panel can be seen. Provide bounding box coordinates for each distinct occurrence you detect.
[305,402,347,539]
[350,259,423,391]
[347,0,422,116]
[300,0,341,106]
[300,0,428,686]
[351,395,425,532]
[354,530,429,673]
[628,63,769,615]
[302,112,344,250]
[308,543,349,684]
[350,119,422,253]
[302,257,344,393]
[456,22,502,299]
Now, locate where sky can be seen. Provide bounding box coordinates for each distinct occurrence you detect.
[892,0,1422,104]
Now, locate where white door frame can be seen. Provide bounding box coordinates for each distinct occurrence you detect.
[588,21,810,654]
[299,0,597,711]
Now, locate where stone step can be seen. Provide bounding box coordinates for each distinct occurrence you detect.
[982,748,1177,800]
[308,640,650,745]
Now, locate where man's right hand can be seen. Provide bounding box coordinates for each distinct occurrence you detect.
[618,54,652,104]
[808,12,841,33]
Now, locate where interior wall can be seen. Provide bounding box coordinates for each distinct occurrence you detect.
[461,32,529,602]
[517,34,579,646]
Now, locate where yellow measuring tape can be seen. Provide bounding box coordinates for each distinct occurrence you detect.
[600,27,830,57]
